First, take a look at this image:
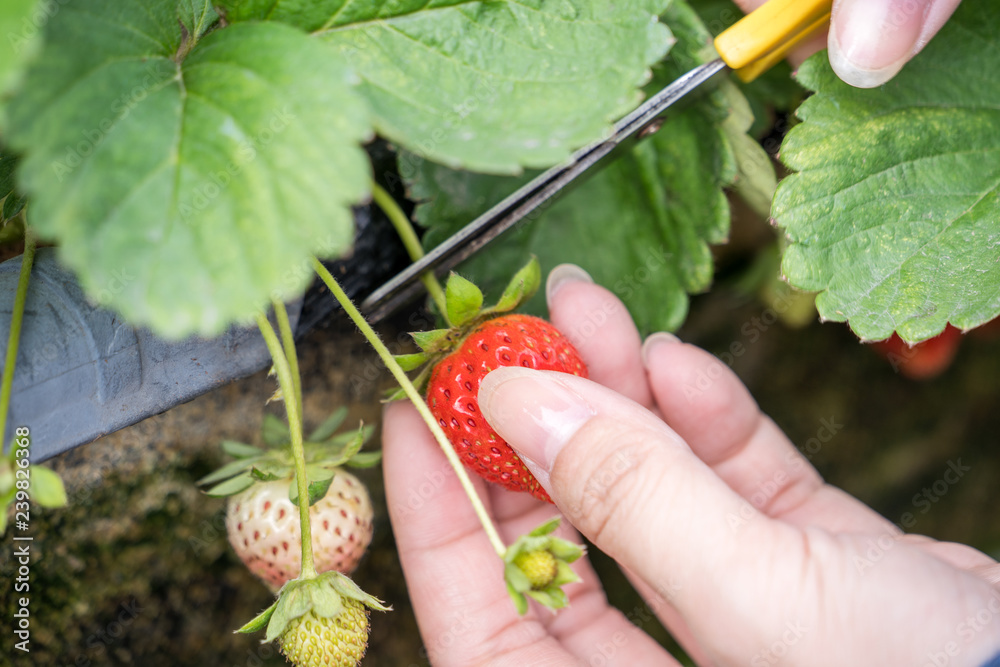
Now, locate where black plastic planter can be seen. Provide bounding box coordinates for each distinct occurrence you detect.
[0,204,407,461]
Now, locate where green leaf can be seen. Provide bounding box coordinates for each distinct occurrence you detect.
[444,272,483,327]
[250,465,283,482]
[405,1,746,334]
[309,581,345,618]
[261,414,291,448]
[236,598,279,634]
[687,0,804,137]
[344,451,382,469]
[205,473,255,497]
[526,587,568,609]
[0,0,42,114]
[773,0,1000,343]
[393,352,428,372]
[309,0,671,173]
[410,328,451,353]
[265,584,311,642]
[504,561,532,593]
[506,579,529,616]
[488,256,542,314]
[218,0,476,31]
[29,465,67,507]
[307,477,334,506]
[196,456,260,486]
[326,422,373,447]
[221,440,265,459]
[308,406,348,443]
[2,193,25,221]
[528,516,560,538]
[0,152,17,200]
[718,80,776,218]
[406,107,734,333]
[289,465,335,505]
[6,1,372,338]
[339,424,366,461]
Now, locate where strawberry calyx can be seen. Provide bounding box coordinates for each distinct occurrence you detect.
[387,256,542,399]
[198,406,380,505]
[503,517,585,615]
[239,571,391,642]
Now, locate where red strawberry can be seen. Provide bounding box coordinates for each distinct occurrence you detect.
[426,314,587,503]
[870,325,963,380]
[225,472,374,592]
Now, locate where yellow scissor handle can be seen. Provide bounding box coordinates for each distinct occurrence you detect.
[714,0,833,83]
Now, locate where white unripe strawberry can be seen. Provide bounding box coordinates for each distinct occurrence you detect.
[226,471,373,592]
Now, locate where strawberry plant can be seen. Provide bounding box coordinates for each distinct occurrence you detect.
[2,0,999,663]
[199,409,379,591]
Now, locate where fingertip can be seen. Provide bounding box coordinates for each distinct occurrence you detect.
[828,20,906,89]
[546,263,593,305]
[545,267,652,406]
[642,338,760,464]
[640,331,681,368]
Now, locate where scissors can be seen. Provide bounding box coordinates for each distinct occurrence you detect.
[361,0,833,323]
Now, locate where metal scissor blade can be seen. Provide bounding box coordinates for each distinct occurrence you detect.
[361,58,728,322]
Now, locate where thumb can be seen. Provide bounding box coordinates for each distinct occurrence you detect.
[828,0,962,88]
[478,367,796,617]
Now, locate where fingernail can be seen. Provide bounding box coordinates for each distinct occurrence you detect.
[478,367,596,487]
[546,264,593,304]
[829,0,927,88]
[641,331,681,368]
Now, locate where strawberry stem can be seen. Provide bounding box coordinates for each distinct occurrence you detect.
[311,257,507,557]
[0,224,35,457]
[255,310,318,580]
[273,300,303,429]
[370,182,450,324]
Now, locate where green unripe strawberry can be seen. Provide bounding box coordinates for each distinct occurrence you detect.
[279,600,369,667]
[513,549,558,589]
[503,518,585,615]
[238,572,389,667]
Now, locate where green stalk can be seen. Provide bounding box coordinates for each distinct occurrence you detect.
[0,226,36,457]
[371,183,449,322]
[272,300,303,426]
[312,257,507,557]
[255,312,317,579]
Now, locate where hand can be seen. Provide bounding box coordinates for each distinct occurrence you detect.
[382,264,1000,666]
[733,0,963,88]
